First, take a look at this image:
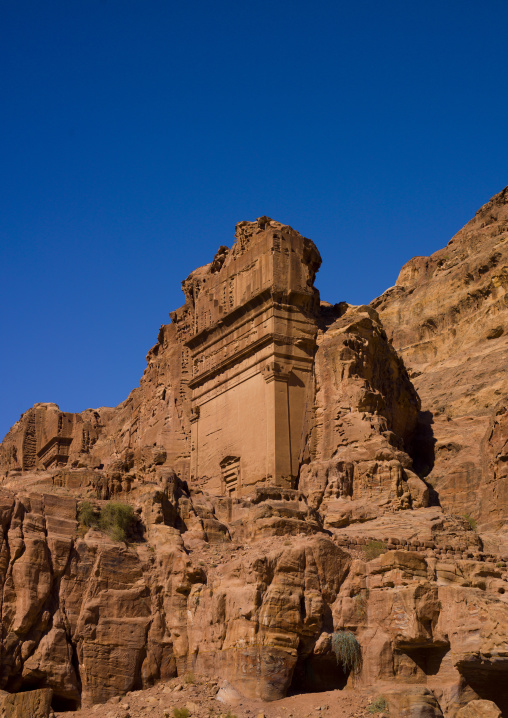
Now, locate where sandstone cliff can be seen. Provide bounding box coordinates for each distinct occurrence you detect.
[300,302,428,526]
[0,206,507,718]
[372,186,508,532]
[0,480,505,715]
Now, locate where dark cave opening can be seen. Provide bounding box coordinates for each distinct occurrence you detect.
[459,663,508,717]
[18,681,80,712]
[288,653,349,695]
[399,644,450,676]
[51,695,80,712]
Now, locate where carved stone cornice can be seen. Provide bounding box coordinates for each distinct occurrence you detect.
[262,361,293,384]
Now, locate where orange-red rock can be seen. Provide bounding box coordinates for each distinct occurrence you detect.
[373,187,508,531]
[0,204,507,716]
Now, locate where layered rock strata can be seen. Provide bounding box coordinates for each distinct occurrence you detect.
[0,482,506,714]
[373,187,508,531]
[300,302,428,527]
[0,203,507,717]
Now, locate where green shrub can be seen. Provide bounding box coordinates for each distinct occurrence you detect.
[363,540,387,561]
[462,514,477,531]
[331,630,362,673]
[173,709,190,718]
[98,502,135,542]
[78,500,135,542]
[368,696,388,714]
[78,501,97,528]
[183,671,195,684]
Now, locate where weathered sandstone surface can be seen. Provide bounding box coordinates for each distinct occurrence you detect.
[300,302,428,527]
[373,187,508,532]
[0,202,507,717]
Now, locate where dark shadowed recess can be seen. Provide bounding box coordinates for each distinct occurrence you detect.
[458,659,508,717]
[288,654,350,695]
[18,683,80,712]
[410,410,440,506]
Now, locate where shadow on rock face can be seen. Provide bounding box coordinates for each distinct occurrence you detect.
[411,410,440,506]
[397,644,450,677]
[411,411,437,478]
[288,652,349,695]
[457,659,508,717]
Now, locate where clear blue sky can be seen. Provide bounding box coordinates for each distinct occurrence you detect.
[1,0,507,440]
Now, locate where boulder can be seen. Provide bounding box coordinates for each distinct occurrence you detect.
[0,688,52,718]
[456,700,502,718]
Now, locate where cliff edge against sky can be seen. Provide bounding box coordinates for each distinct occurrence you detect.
[0,191,507,718]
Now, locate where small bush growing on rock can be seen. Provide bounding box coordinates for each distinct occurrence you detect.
[99,502,135,542]
[462,514,477,531]
[331,630,362,673]
[77,501,135,541]
[78,501,97,527]
[363,540,387,560]
[183,671,195,684]
[173,709,190,718]
[368,696,388,713]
